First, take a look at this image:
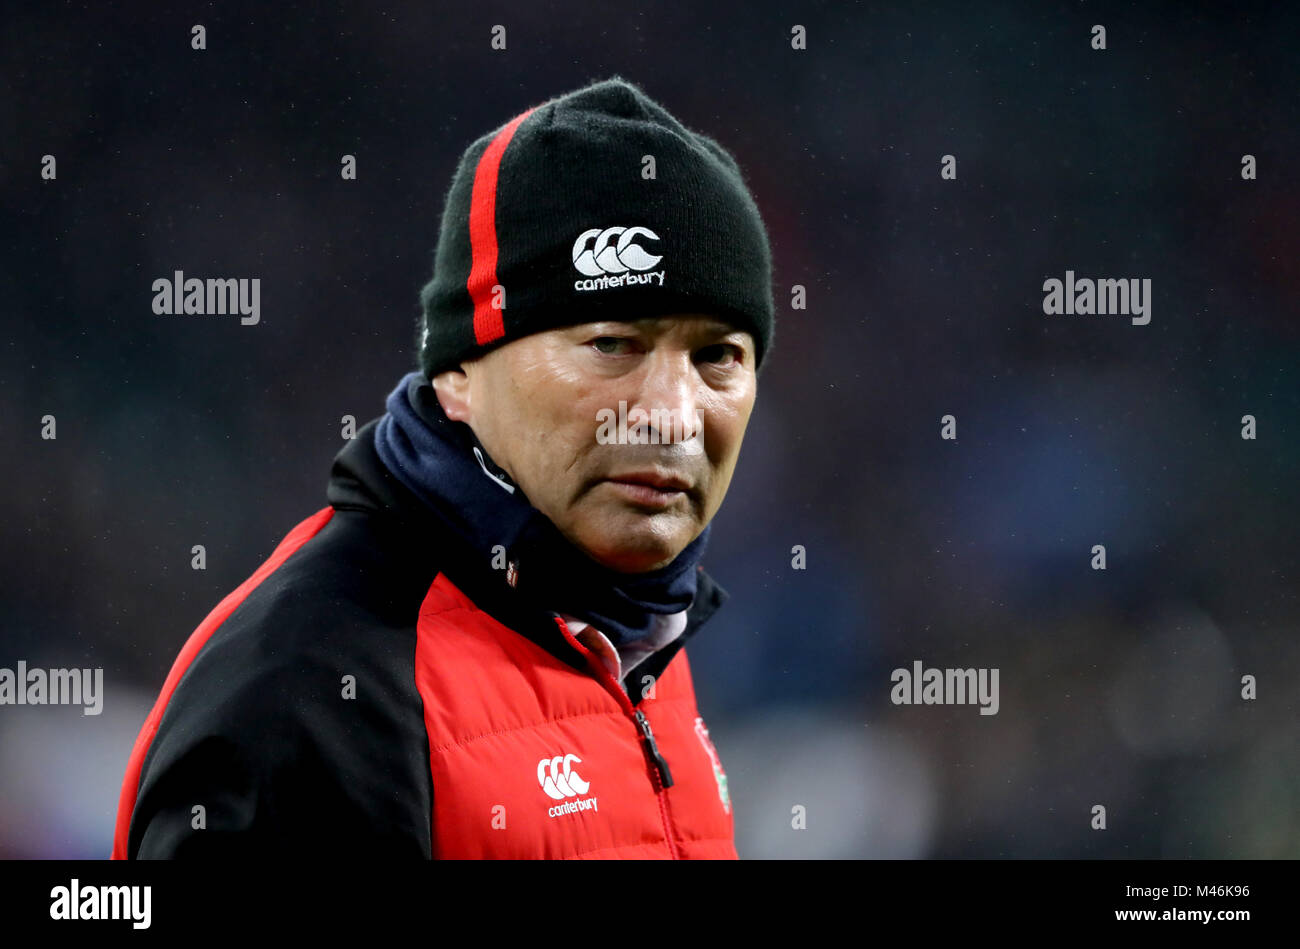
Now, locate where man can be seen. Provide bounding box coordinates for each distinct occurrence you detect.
[111,75,774,859]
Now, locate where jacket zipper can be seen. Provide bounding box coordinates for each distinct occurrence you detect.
[552,615,681,859]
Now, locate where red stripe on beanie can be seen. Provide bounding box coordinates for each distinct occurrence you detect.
[468,107,535,347]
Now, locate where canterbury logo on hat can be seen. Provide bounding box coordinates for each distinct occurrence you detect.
[571,226,667,292]
[537,753,591,799]
[572,226,663,276]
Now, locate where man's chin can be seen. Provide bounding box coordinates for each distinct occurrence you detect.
[572,516,696,574]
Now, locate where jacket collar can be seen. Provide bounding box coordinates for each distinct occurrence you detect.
[326,416,729,688]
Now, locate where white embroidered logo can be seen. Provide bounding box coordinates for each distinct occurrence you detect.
[539,753,600,818]
[537,753,590,799]
[572,226,662,275]
[571,226,667,292]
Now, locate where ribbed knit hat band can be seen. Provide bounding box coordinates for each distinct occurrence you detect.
[417,76,775,378]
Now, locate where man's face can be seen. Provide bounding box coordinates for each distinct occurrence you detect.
[432,314,757,573]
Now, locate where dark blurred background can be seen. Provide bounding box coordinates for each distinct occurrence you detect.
[2,1,1297,858]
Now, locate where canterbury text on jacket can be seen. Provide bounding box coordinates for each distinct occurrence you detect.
[111,418,737,859]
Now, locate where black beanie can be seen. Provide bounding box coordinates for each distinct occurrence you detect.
[416,75,775,379]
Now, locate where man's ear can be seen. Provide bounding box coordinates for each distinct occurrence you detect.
[431,367,472,423]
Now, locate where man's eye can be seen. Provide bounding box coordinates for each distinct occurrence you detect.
[592,337,632,355]
[699,344,741,366]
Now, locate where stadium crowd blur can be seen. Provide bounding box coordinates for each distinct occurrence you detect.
[2,2,1296,858]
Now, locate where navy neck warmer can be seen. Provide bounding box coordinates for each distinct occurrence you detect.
[372,371,710,646]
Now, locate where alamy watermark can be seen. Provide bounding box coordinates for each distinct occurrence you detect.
[595,400,702,453]
[1042,270,1151,325]
[152,270,260,325]
[50,879,150,929]
[890,660,999,715]
[0,661,103,715]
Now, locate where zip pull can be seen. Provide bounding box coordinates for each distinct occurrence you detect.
[634,709,674,789]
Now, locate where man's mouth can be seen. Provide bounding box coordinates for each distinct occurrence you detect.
[602,470,692,508]
[606,470,692,492]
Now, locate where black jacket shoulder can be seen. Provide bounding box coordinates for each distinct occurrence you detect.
[129,507,436,858]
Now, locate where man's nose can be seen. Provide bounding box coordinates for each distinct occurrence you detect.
[627,350,701,445]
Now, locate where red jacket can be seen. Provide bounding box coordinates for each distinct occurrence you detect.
[112,416,736,859]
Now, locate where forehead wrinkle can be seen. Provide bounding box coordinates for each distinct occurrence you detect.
[595,315,742,338]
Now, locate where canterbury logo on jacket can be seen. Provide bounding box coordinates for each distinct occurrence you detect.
[110,417,737,859]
